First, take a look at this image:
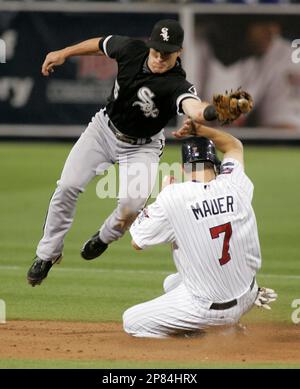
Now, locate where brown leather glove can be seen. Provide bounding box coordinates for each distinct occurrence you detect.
[213,88,254,125]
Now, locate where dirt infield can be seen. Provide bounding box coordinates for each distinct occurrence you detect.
[0,321,299,364]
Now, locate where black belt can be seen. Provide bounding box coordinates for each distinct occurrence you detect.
[103,109,152,146]
[210,277,256,311]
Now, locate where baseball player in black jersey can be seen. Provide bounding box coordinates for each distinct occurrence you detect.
[27,19,219,286]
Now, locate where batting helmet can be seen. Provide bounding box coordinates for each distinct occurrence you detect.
[181,137,221,168]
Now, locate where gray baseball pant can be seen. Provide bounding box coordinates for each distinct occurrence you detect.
[36,109,165,261]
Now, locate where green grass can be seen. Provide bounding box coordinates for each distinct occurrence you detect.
[0,143,300,368]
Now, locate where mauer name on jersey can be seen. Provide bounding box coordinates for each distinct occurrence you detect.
[191,195,234,220]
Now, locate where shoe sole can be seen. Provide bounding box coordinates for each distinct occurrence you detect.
[27,255,62,287]
[27,277,44,287]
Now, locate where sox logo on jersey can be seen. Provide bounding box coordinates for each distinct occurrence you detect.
[133,87,159,118]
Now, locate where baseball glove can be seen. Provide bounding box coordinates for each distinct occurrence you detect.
[213,88,253,125]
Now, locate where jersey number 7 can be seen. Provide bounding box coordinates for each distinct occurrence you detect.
[209,222,232,266]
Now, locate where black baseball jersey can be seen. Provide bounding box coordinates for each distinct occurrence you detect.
[99,35,199,138]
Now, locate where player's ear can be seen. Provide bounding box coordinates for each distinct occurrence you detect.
[177,48,183,57]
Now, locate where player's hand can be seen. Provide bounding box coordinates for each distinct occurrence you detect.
[172,118,195,139]
[41,50,66,76]
[254,287,278,310]
[172,119,207,139]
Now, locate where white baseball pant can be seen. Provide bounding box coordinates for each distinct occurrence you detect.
[123,273,258,338]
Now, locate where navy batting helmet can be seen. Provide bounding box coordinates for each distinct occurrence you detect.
[181,137,221,168]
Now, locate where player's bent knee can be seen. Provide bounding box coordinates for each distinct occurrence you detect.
[119,196,147,213]
[163,273,181,293]
[57,180,84,195]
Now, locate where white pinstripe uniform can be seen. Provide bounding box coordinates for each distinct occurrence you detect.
[124,158,261,338]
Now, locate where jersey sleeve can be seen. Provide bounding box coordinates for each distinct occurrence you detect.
[218,158,254,201]
[172,81,201,115]
[99,35,131,60]
[130,196,175,249]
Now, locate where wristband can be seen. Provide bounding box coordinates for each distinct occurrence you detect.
[203,105,217,121]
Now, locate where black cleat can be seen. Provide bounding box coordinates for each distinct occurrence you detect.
[81,232,108,260]
[27,256,61,287]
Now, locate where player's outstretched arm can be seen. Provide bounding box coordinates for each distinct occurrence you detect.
[173,120,244,166]
[182,89,253,125]
[41,37,104,76]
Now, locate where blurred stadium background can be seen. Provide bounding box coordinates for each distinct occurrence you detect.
[0,0,300,368]
[1,0,300,141]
